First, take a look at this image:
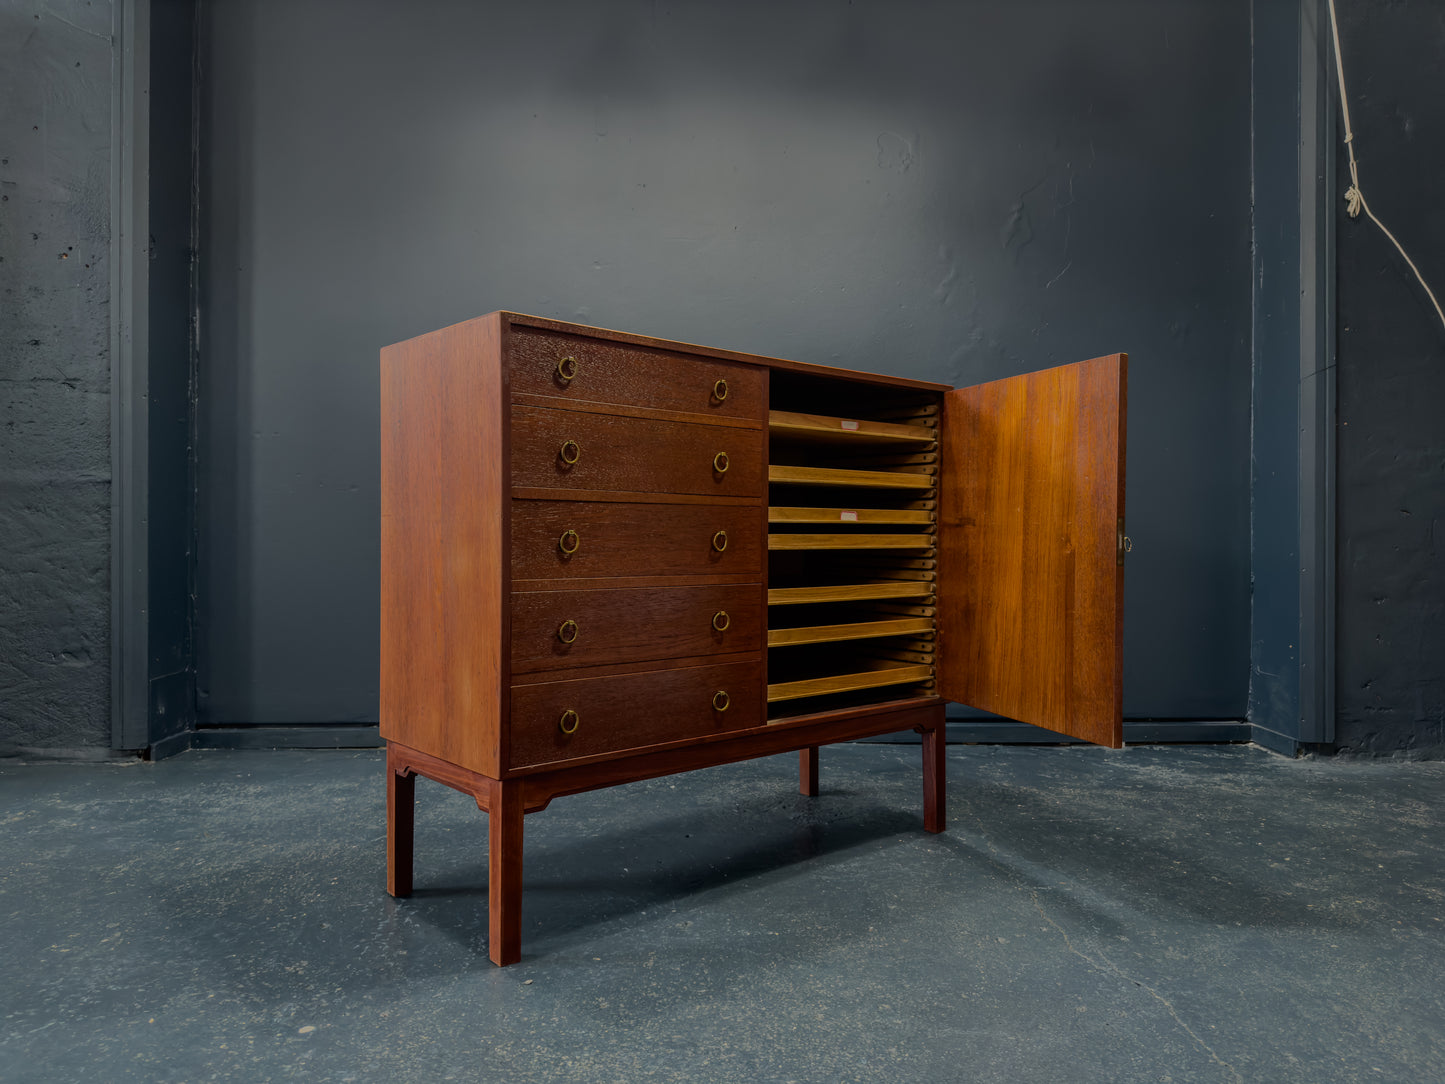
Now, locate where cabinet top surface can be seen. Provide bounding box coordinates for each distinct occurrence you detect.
[489,311,954,394]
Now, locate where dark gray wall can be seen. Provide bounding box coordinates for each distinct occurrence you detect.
[1334,0,1445,756]
[197,0,1255,726]
[0,1,115,754]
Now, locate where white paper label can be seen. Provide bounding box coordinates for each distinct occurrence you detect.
[840,419,860,430]
[840,510,859,522]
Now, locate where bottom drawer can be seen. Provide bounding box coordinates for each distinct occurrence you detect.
[509,660,762,769]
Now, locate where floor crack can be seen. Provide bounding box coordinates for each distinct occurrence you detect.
[1030,891,1243,1084]
[42,5,112,42]
[967,807,1243,1083]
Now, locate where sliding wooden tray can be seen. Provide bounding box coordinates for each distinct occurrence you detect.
[768,617,934,647]
[767,663,934,704]
[767,582,934,606]
[768,409,937,445]
[769,533,935,551]
[768,464,935,489]
[768,506,933,525]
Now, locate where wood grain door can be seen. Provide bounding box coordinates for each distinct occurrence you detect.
[937,354,1127,748]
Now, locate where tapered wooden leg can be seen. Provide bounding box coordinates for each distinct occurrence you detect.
[921,713,946,834]
[486,778,525,966]
[799,745,820,796]
[386,749,415,897]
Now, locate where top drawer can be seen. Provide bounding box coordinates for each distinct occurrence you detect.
[509,326,764,422]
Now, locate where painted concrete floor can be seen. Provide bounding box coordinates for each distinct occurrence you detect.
[2,743,1443,1083]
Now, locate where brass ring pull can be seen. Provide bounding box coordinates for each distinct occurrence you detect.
[559,708,580,734]
[713,378,729,402]
[556,356,578,383]
[557,619,579,644]
[712,610,730,632]
[559,439,581,465]
[712,690,730,712]
[711,529,728,553]
[713,451,729,474]
[558,529,581,555]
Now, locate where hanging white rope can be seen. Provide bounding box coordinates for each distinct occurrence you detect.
[1326,0,1445,336]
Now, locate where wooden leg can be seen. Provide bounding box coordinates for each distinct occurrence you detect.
[386,748,415,897]
[921,711,946,834]
[486,778,525,966]
[799,745,820,797]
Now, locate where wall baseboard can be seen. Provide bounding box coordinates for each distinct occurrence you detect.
[192,725,384,751]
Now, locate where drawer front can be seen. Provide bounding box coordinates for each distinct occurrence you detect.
[509,660,763,768]
[511,500,763,580]
[511,584,764,673]
[509,327,765,421]
[511,406,765,497]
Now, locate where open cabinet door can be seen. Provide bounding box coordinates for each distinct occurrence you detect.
[937,354,1127,748]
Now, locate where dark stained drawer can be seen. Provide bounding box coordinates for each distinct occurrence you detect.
[511,405,765,497]
[511,500,763,580]
[511,584,764,673]
[508,660,763,768]
[509,326,765,422]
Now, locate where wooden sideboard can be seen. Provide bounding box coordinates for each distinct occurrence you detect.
[380,312,1127,965]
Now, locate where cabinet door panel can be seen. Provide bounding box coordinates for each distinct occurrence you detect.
[938,354,1126,748]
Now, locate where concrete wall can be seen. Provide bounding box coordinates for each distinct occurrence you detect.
[196,0,1256,727]
[0,1,115,755]
[1334,0,1445,756]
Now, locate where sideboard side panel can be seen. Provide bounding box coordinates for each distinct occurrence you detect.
[380,314,507,776]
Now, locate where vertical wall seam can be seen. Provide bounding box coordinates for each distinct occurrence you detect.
[1246,0,1259,735]
[1298,0,1339,745]
[186,0,203,728]
[108,0,124,747]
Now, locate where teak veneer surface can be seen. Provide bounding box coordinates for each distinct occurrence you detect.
[391,697,944,815]
[509,325,766,422]
[511,584,764,672]
[505,312,953,393]
[938,353,1127,748]
[380,313,505,777]
[508,660,764,769]
[511,500,763,580]
[511,405,766,497]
